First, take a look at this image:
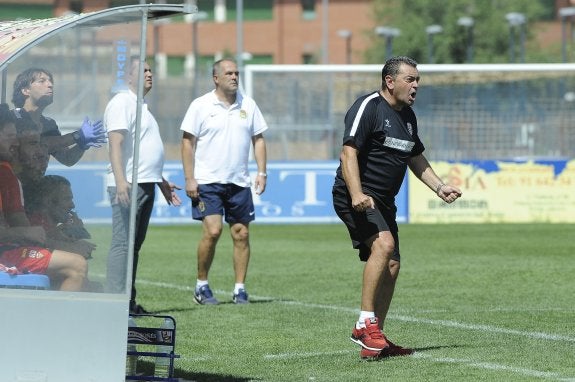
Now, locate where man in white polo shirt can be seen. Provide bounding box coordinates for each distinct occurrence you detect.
[104,56,181,314]
[181,58,268,305]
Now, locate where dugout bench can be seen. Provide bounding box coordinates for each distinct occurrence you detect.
[0,273,50,290]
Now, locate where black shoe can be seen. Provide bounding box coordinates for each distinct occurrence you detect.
[130,302,150,314]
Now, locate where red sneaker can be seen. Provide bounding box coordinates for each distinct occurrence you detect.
[380,335,414,357]
[350,317,389,351]
[359,348,381,361]
[360,347,382,360]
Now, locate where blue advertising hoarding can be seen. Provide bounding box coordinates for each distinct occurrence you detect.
[49,161,409,224]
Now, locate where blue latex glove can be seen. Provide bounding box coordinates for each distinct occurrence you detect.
[78,117,106,150]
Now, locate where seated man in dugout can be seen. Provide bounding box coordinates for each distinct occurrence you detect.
[29,175,96,260]
[28,174,102,291]
[0,103,87,291]
[15,118,101,290]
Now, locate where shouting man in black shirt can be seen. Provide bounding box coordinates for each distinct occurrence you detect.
[332,56,462,360]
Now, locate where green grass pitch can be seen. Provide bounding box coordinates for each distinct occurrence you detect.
[88,223,574,381]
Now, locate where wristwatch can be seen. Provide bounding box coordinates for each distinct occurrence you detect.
[72,130,81,144]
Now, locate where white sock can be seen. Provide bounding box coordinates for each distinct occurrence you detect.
[234,283,245,294]
[357,311,375,329]
[196,279,209,291]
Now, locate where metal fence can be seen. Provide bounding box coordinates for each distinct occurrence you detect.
[244,64,575,161]
[4,61,574,162]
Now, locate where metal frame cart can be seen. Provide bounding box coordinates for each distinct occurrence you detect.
[126,314,180,381]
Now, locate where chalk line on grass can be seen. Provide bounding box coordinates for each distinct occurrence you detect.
[126,278,575,344]
[263,350,355,360]
[412,353,575,382]
[131,278,574,381]
[259,351,574,381]
[275,299,575,343]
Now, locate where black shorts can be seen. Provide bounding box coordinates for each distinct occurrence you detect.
[332,185,400,262]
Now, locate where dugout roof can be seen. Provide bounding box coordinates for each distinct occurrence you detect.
[0,3,196,102]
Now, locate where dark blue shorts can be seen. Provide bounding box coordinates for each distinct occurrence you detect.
[192,183,255,224]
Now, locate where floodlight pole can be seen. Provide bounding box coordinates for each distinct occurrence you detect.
[506,12,526,63]
[426,24,443,64]
[337,29,352,64]
[322,0,329,64]
[375,26,400,61]
[457,16,474,63]
[236,0,244,78]
[191,11,208,99]
[560,7,575,62]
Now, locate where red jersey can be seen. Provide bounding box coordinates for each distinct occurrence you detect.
[0,161,25,227]
[0,161,52,274]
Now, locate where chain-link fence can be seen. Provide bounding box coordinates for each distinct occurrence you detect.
[244,64,575,161]
[4,61,575,162]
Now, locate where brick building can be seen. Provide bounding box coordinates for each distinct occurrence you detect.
[1,0,574,73]
[1,0,374,68]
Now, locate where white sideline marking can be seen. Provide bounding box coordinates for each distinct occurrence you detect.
[276,300,575,343]
[260,351,575,381]
[413,353,575,382]
[131,279,574,380]
[405,307,575,313]
[129,279,575,344]
[263,350,355,360]
[391,314,575,343]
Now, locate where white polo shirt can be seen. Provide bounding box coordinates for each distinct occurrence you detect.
[180,90,268,187]
[104,90,164,186]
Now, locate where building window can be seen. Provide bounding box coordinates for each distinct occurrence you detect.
[244,54,273,65]
[167,56,186,77]
[302,53,316,64]
[69,1,83,14]
[109,0,137,8]
[228,0,273,21]
[301,0,316,20]
[0,5,52,20]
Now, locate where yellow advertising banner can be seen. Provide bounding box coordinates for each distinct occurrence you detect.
[408,159,575,223]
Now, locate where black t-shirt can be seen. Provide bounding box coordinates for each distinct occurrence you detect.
[12,108,61,138]
[334,91,425,201]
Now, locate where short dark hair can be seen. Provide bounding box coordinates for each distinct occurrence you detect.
[212,58,236,76]
[12,68,53,108]
[381,56,418,82]
[37,175,71,209]
[0,103,16,130]
[41,174,71,190]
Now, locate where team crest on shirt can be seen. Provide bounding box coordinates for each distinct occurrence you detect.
[22,248,44,259]
[240,110,247,119]
[406,122,413,136]
[384,119,391,129]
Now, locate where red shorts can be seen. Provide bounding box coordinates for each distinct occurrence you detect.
[0,245,52,274]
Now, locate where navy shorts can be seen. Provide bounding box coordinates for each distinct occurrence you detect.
[192,183,255,224]
[332,185,400,262]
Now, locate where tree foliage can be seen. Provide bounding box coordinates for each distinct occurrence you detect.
[365,0,551,64]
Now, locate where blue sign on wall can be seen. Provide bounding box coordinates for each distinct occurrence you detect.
[48,161,408,224]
